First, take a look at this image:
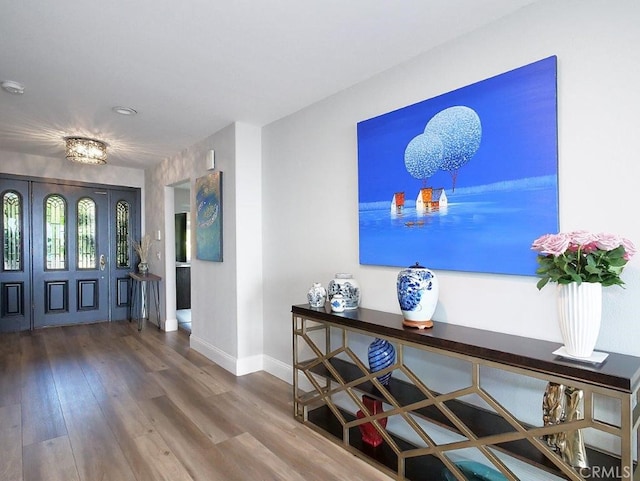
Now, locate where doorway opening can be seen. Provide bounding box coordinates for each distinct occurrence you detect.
[173,181,191,333]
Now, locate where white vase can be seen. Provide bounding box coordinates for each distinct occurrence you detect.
[557,282,602,358]
[307,282,327,308]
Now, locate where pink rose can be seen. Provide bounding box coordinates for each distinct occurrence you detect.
[568,230,597,247]
[531,233,570,256]
[567,231,597,253]
[531,234,553,252]
[595,233,623,251]
[622,238,636,260]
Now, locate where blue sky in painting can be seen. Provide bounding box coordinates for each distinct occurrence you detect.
[357,56,558,203]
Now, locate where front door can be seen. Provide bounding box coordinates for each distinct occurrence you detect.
[0,176,140,331]
[31,182,111,327]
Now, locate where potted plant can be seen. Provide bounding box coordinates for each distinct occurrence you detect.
[531,231,635,358]
[532,231,635,290]
[130,234,152,275]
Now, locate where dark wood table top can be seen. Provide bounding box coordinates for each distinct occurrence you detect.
[129,272,162,282]
[292,304,640,393]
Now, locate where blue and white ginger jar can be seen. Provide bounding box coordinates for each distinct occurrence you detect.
[397,262,438,329]
[327,273,360,310]
[307,282,327,308]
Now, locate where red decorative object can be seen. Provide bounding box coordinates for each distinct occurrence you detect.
[356,395,388,447]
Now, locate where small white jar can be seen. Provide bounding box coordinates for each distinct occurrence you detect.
[330,294,346,313]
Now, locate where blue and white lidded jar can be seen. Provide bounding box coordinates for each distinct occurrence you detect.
[327,273,360,310]
[307,282,327,308]
[330,294,345,313]
[397,262,438,329]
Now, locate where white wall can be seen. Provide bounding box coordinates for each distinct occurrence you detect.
[261,0,640,380]
[234,123,265,373]
[145,122,264,375]
[0,152,144,188]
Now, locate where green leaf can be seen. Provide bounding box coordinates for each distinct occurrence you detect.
[536,277,549,290]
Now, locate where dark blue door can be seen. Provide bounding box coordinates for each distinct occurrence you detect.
[31,182,111,327]
[0,175,140,331]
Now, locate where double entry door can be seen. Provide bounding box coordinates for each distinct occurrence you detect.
[1,176,140,331]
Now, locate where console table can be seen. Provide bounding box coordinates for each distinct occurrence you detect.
[128,272,162,331]
[292,304,640,481]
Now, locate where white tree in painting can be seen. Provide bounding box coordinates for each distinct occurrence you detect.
[404,131,443,184]
[424,106,481,191]
[404,106,482,191]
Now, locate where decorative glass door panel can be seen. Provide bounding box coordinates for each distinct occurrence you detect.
[45,194,67,270]
[77,197,97,269]
[0,179,31,331]
[116,200,131,269]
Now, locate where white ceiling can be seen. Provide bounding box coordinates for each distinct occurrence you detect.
[0,0,538,169]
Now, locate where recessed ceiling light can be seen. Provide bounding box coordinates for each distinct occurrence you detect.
[112,106,137,116]
[1,80,25,95]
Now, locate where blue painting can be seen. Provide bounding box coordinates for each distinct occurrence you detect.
[195,172,223,262]
[357,56,559,276]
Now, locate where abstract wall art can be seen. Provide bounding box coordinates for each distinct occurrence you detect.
[357,56,559,276]
[195,171,223,262]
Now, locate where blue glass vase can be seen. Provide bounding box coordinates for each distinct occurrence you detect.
[367,338,395,385]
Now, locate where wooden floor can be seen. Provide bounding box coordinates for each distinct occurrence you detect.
[0,321,390,481]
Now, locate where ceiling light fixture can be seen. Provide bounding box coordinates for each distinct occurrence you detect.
[1,80,25,95]
[65,137,108,165]
[112,106,137,116]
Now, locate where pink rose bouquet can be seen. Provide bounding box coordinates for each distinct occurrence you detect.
[531,231,636,290]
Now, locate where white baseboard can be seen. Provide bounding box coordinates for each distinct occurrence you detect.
[189,334,293,383]
[236,354,263,375]
[164,317,178,332]
[190,334,237,374]
[263,355,292,385]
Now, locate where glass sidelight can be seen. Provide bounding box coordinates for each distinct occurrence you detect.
[116,200,131,268]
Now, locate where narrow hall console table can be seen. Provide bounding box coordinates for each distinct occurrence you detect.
[128,272,162,331]
[292,304,640,481]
